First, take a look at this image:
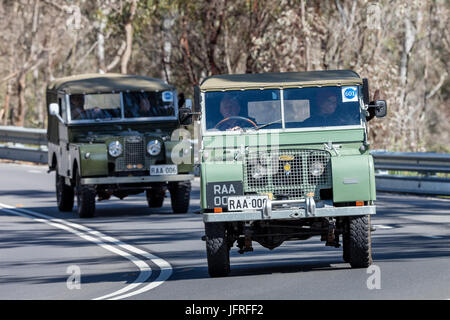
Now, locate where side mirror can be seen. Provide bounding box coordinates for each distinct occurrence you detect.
[373,100,387,118]
[49,102,64,123]
[49,103,59,116]
[178,107,192,126]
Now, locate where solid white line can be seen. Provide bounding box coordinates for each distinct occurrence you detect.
[0,203,172,300]
[0,204,151,300]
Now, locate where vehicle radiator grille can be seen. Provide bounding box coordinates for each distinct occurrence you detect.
[244,149,332,200]
[115,137,146,171]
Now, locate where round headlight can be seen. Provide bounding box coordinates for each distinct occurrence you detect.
[108,141,123,157]
[147,140,161,156]
[310,161,325,176]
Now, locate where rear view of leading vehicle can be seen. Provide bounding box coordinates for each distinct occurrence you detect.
[195,70,387,277]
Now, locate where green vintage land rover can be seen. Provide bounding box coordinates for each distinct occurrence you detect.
[196,70,387,277]
[46,73,194,218]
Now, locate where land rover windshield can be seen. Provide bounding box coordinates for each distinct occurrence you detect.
[204,86,362,131]
[69,91,175,123]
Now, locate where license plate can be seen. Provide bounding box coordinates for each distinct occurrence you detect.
[150,165,178,176]
[227,195,268,211]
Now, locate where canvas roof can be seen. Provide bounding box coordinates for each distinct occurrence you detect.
[48,73,174,94]
[200,70,362,91]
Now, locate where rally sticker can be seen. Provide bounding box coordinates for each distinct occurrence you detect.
[162,91,173,102]
[341,86,358,103]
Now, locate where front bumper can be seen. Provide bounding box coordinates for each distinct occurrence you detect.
[203,202,376,223]
[81,174,194,185]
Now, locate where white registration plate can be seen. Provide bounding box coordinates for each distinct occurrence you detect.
[150,165,178,176]
[227,195,268,211]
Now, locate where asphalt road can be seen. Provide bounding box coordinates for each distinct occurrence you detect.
[0,162,449,300]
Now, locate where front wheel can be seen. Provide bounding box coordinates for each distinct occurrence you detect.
[56,171,74,212]
[146,185,166,208]
[205,222,230,277]
[75,171,96,218]
[346,215,372,268]
[168,181,191,213]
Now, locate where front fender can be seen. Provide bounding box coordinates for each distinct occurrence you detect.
[331,154,376,203]
[77,144,108,177]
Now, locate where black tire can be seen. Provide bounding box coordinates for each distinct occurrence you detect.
[205,222,230,277]
[146,187,165,208]
[168,181,191,213]
[75,171,96,218]
[347,215,372,268]
[55,171,74,212]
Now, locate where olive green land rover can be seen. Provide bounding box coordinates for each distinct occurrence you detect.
[46,73,194,218]
[196,70,387,277]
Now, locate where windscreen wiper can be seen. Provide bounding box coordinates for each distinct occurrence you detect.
[253,119,282,131]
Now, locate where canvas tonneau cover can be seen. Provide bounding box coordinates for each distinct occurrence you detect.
[200,70,362,91]
[47,73,174,94]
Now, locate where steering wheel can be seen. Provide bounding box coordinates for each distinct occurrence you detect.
[214,116,257,131]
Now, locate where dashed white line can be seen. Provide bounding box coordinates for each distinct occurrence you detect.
[0,203,172,300]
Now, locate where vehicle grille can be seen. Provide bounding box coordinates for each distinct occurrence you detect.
[115,137,146,171]
[244,149,332,200]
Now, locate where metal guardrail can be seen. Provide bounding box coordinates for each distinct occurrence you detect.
[0,126,449,195]
[0,125,47,164]
[371,151,450,196]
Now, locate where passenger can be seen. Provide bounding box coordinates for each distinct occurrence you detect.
[70,94,86,120]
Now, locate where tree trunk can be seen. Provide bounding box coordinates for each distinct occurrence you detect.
[120,0,137,74]
[15,72,27,126]
[1,82,11,126]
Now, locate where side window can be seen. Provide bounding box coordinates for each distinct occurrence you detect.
[58,96,67,122]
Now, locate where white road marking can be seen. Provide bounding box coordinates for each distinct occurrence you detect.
[0,203,172,300]
[27,170,43,174]
[373,224,394,229]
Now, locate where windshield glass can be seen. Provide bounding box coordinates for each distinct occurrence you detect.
[70,93,121,121]
[205,89,282,131]
[204,86,361,131]
[283,86,361,128]
[68,91,176,122]
[123,91,175,118]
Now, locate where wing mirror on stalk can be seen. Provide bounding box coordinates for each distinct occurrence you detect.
[179,98,193,125]
[49,103,64,123]
[362,78,387,121]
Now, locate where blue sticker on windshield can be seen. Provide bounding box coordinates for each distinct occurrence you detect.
[342,86,358,102]
[162,91,173,102]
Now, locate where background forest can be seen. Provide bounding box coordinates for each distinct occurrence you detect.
[0,0,449,152]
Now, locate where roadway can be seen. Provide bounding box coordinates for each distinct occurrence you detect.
[0,162,449,300]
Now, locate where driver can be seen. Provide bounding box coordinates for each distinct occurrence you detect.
[216,95,256,131]
[70,94,86,120]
